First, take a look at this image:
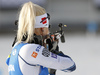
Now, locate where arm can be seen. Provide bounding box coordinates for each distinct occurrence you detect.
[39,47,76,72]
[19,44,76,72]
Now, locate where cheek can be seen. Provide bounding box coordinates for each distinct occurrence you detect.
[46,29,49,34]
[43,29,49,35]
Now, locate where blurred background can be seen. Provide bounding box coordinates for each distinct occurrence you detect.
[0,0,100,75]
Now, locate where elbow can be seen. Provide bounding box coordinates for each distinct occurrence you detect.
[67,58,76,72]
[68,63,76,72]
[62,63,76,72]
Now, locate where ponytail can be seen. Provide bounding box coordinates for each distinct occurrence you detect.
[17,2,35,43]
[17,1,46,43]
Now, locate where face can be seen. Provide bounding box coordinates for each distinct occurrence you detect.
[34,27,50,48]
[34,27,49,36]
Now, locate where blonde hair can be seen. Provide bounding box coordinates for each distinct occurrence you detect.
[17,1,46,43]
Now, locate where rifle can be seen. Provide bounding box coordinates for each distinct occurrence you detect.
[50,23,66,43]
[49,23,67,75]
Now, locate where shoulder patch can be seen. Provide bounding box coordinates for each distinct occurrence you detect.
[31,52,38,58]
[42,48,50,57]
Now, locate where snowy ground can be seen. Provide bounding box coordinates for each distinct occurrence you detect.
[0,32,100,75]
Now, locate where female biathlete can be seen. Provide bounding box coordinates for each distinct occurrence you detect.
[6,2,76,75]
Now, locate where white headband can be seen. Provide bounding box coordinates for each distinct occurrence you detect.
[35,13,49,28]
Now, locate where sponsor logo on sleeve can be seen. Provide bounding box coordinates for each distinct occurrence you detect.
[51,53,57,59]
[36,45,41,52]
[42,48,50,57]
[31,52,38,58]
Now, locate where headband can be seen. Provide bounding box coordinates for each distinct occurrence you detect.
[35,13,49,28]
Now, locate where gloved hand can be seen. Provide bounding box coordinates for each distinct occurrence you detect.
[54,33,61,40]
[43,33,61,51]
